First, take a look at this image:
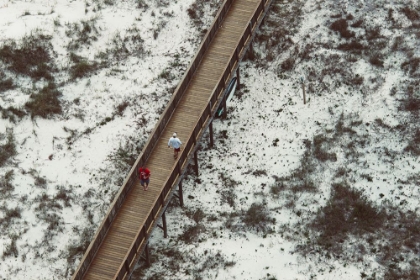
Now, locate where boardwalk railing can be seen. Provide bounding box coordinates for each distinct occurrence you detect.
[72,0,271,279]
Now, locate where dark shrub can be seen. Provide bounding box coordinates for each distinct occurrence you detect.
[330,18,354,38]
[187,5,197,19]
[0,132,16,167]
[401,57,420,75]
[351,75,364,85]
[404,130,420,155]
[366,27,382,40]
[369,53,384,67]
[178,224,204,244]
[337,41,364,53]
[281,57,295,71]
[313,134,337,162]
[116,101,129,116]
[25,83,62,118]
[0,35,52,79]
[310,182,385,248]
[351,19,363,28]
[31,63,53,81]
[70,60,97,79]
[401,6,420,21]
[0,207,21,228]
[7,107,26,118]
[0,77,14,92]
[69,52,84,63]
[404,97,420,111]
[243,202,273,229]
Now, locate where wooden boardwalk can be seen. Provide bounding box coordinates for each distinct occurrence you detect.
[73,0,271,279]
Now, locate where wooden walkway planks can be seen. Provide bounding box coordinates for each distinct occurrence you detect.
[82,0,263,279]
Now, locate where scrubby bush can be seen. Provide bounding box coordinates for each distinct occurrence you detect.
[0,132,16,167]
[401,57,420,75]
[178,224,205,244]
[366,27,382,40]
[351,19,363,28]
[136,0,148,9]
[404,130,420,155]
[242,202,273,230]
[350,75,364,85]
[309,182,385,250]
[337,41,364,53]
[401,6,420,21]
[0,71,14,92]
[281,57,295,71]
[1,170,15,195]
[330,18,354,38]
[0,106,26,123]
[0,77,13,92]
[0,34,53,80]
[66,19,99,51]
[116,101,129,116]
[220,188,236,208]
[313,134,337,162]
[70,60,97,79]
[187,5,198,19]
[25,83,62,118]
[192,209,206,223]
[67,228,94,265]
[2,234,18,259]
[0,207,21,229]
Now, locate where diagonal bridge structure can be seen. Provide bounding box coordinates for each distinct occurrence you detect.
[72,0,272,279]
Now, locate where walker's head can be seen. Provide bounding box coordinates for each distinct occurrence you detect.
[173,132,177,137]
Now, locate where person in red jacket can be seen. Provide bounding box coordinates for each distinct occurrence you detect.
[138,166,150,191]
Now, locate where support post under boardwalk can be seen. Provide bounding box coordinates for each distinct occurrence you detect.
[209,121,214,148]
[222,94,227,119]
[194,151,199,176]
[236,67,241,90]
[178,180,184,207]
[145,243,150,266]
[157,212,168,238]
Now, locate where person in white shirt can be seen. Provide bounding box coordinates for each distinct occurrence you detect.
[168,132,182,159]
